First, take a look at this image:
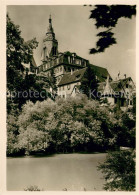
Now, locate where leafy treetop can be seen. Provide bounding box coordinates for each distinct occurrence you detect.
[89,5,136,54]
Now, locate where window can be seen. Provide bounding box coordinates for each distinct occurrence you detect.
[52,47,57,56]
[63,95,65,98]
[114,98,117,104]
[121,99,124,107]
[126,84,129,88]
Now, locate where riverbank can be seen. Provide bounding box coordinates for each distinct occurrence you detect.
[7,150,108,158]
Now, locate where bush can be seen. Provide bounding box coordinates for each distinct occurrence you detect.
[24,185,43,191]
[98,149,135,191]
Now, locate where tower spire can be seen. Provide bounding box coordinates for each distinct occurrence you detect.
[49,14,52,24]
[47,14,53,33]
[42,15,58,61]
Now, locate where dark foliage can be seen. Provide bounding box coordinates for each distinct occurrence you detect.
[7,14,53,113]
[80,65,98,99]
[89,5,136,53]
[98,149,135,191]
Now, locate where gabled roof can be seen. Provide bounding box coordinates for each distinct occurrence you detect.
[98,77,135,93]
[58,68,87,86]
[119,77,134,87]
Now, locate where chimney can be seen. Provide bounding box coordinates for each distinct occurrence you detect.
[124,74,126,79]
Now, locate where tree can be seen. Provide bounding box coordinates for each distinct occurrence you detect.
[18,127,49,155]
[87,6,136,191]
[98,149,135,191]
[49,68,58,99]
[89,5,136,54]
[7,114,20,155]
[7,94,135,156]
[7,14,39,110]
[7,14,38,90]
[80,65,98,99]
[7,14,54,111]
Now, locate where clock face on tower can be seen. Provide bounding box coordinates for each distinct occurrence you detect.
[45,33,54,41]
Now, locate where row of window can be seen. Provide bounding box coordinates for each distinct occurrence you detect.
[114,98,133,106]
[38,56,87,73]
[58,82,80,91]
[65,67,75,72]
[59,85,71,91]
[54,66,76,74]
[68,56,87,66]
[39,56,64,72]
[54,66,63,73]
[59,94,65,98]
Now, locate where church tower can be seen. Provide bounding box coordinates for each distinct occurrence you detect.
[41,15,58,62]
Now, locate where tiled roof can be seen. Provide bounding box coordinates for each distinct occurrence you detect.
[58,68,87,86]
[58,64,111,86]
[90,64,111,82]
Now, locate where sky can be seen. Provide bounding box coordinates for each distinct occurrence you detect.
[7,5,136,81]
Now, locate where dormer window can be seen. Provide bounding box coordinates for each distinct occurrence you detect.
[76,74,80,79]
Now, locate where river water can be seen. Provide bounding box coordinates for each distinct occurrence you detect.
[7,153,106,191]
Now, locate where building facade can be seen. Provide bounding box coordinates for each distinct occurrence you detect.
[30,16,111,97]
[98,76,136,109]
[30,16,135,108]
